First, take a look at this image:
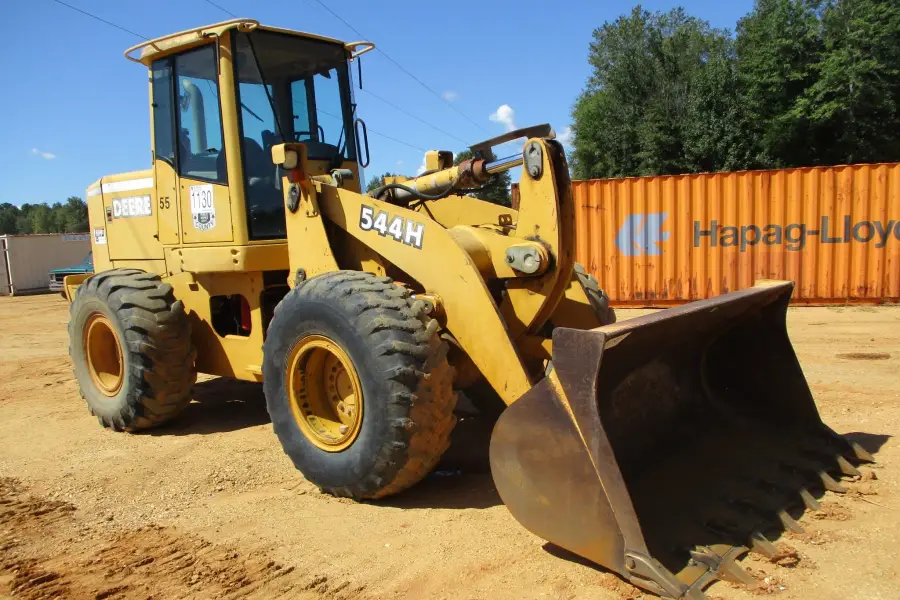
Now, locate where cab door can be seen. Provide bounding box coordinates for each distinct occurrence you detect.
[150,58,180,245]
[172,45,233,245]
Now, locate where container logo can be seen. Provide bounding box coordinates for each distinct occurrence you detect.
[616,213,900,254]
[695,216,900,251]
[615,213,670,256]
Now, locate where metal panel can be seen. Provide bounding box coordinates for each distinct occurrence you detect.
[1,234,91,295]
[573,163,900,305]
[0,237,10,296]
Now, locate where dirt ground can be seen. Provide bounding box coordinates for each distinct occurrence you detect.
[0,294,897,600]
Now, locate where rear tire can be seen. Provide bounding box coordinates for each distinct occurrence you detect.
[262,271,457,499]
[68,269,196,431]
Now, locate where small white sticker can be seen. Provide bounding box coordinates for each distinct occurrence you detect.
[190,184,216,231]
[112,194,152,218]
[93,227,107,245]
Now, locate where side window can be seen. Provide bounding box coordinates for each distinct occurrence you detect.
[290,79,313,141]
[151,59,175,164]
[312,70,346,151]
[174,45,225,183]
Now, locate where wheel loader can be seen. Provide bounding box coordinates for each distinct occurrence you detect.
[65,18,876,599]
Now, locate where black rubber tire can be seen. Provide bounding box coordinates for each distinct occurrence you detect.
[68,269,196,431]
[574,263,616,325]
[262,271,457,500]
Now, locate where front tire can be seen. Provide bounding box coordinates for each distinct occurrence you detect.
[262,271,456,499]
[574,263,616,325]
[68,269,196,431]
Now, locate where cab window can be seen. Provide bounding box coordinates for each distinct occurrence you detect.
[173,45,226,184]
[151,59,175,164]
[233,29,356,240]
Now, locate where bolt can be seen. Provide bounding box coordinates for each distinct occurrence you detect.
[626,557,636,570]
[339,425,349,434]
[506,254,515,264]
[530,166,539,177]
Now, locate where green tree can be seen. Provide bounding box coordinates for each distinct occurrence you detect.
[793,0,900,164]
[736,0,825,167]
[453,150,511,207]
[571,6,749,179]
[15,216,32,234]
[59,197,89,232]
[30,204,55,234]
[0,203,19,234]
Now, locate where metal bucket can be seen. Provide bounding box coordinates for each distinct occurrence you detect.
[490,281,874,599]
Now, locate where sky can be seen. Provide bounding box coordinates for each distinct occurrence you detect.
[1,0,754,206]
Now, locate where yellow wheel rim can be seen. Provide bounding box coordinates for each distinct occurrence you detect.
[286,335,364,452]
[83,312,124,397]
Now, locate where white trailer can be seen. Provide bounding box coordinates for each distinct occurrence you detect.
[0,234,91,296]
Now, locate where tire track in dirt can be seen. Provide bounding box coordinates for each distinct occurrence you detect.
[0,477,365,599]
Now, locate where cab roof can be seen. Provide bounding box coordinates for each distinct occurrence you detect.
[124,18,373,66]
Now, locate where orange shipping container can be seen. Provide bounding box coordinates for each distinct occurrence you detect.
[573,163,900,305]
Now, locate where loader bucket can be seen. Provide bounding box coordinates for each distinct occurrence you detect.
[490,281,874,599]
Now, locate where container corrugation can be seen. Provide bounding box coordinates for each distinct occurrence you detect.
[573,163,900,305]
[0,234,91,296]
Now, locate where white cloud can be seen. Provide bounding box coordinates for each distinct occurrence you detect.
[557,126,574,148]
[489,104,517,132]
[396,159,404,167]
[31,148,56,160]
[416,157,427,176]
[442,90,459,102]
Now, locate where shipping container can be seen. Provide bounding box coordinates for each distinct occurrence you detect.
[0,234,91,296]
[573,163,900,306]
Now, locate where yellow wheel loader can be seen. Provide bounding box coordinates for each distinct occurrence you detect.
[64,18,875,599]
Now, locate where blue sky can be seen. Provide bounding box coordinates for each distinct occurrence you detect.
[1,0,753,206]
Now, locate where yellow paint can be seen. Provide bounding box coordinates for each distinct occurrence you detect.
[79,20,602,411]
[286,334,364,451]
[167,244,288,274]
[318,185,534,405]
[168,271,268,381]
[413,196,517,229]
[100,169,164,260]
[83,312,124,396]
[63,273,91,303]
[500,139,576,340]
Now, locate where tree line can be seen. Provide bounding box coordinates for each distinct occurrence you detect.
[0,197,89,235]
[570,0,900,180]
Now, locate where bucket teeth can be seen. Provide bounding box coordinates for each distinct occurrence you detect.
[799,488,821,511]
[777,509,805,534]
[848,440,875,463]
[835,455,862,477]
[749,532,778,558]
[689,546,755,586]
[820,471,847,493]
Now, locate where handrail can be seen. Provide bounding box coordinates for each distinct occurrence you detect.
[344,41,375,60]
[123,18,260,64]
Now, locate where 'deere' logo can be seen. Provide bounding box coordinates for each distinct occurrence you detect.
[615,213,670,256]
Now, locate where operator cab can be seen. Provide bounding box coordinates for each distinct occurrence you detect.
[131,19,370,246]
[231,28,359,239]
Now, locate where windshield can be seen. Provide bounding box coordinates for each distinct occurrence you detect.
[233,30,356,239]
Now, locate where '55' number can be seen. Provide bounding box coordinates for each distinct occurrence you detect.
[359,205,425,249]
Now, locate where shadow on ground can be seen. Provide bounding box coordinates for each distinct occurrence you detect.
[149,378,270,436]
[378,415,502,510]
[843,431,891,454]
